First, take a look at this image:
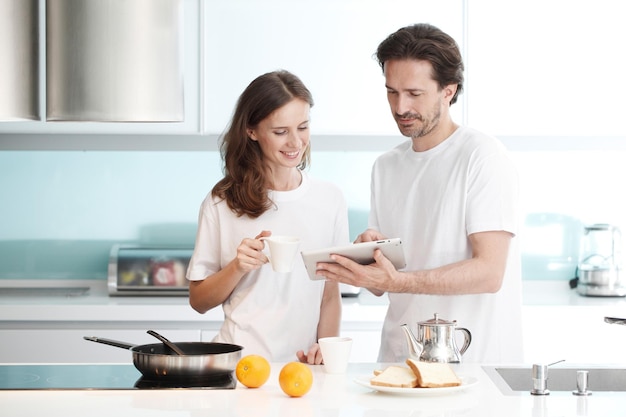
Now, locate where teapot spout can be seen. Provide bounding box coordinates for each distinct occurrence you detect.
[401,323,423,360]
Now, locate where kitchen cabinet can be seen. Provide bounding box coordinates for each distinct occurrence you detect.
[467,0,626,137]
[342,329,382,362]
[3,0,625,149]
[200,329,381,363]
[0,0,467,151]
[3,280,626,365]
[0,329,200,363]
[0,280,222,363]
[0,327,381,364]
[2,0,464,139]
[201,0,465,136]
[521,281,626,365]
[0,328,381,364]
[0,320,381,364]
[0,0,200,136]
[522,305,626,365]
[200,330,218,343]
[0,279,388,363]
[0,280,385,363]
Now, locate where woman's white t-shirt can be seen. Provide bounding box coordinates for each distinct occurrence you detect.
[370,126,524,363]
[187,171,349,362]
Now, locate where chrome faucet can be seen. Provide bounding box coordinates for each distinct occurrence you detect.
[531,360,565,395]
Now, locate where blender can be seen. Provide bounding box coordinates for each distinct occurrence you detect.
[576,223,626,296]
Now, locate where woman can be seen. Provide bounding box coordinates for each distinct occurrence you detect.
[187,70,349,364]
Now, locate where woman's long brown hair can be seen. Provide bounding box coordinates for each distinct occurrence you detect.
[212,70,313,218]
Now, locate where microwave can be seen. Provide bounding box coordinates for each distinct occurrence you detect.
[107,245,192,296]
[107,244,360,297]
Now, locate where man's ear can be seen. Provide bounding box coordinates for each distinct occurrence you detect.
[443,84,458,103]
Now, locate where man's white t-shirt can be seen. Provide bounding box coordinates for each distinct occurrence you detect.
[187,171,350,362]
[370,126,524,363]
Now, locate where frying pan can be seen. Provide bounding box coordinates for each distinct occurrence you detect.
[84,335,242,378]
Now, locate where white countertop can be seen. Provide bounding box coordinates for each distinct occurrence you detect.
[0,279,389,324]
[522,280,626,307]
[3,279,626,323]
[1,362,624,417]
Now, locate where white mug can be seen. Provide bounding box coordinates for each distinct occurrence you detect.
[261,236,300,273]
[318,336,352,374]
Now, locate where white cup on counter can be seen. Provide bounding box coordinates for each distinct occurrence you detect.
[261,235,300,273]
[318,336,352,374]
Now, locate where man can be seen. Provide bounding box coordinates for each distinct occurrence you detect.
[317,23,523,363]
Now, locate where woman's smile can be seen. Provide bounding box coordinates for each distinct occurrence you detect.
[281,149,301,159]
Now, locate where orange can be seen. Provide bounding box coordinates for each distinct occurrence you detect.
[278,362,313,397]
[236,354,271,388]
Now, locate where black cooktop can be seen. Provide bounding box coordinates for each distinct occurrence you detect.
[0,364,236,390]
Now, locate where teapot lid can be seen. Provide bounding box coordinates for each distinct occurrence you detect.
[586,223,620,232]
[418,313,457,326]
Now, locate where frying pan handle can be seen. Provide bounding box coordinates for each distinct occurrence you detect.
[605,316,626,325]
[83,336,135,350]
[147,330,186,355]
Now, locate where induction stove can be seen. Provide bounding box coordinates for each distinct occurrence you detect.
[0,364,236,390]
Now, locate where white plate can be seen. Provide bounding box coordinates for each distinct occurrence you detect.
[353,375,478,396]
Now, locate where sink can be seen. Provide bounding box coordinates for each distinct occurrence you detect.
[483,365,626,395]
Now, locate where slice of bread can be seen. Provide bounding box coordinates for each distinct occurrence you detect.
[406,358,462,388]
[370,365,418,388]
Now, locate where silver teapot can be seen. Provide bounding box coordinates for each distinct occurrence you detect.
[401,313,472,363]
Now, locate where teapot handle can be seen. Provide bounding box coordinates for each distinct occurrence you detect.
[456,327,472,355]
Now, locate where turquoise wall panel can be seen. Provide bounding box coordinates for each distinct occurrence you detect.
[0,150,375,280]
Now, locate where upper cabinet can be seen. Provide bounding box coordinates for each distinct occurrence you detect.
[6,0,623,144]
[466,0,626,137]
[0,0,200,135]
[46,0,184,123]
[201,0,465,136]
[0,0,39,122]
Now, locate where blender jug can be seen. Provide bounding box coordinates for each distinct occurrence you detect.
[577,223,625,296]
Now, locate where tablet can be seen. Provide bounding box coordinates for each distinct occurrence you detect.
[300,238,406,281]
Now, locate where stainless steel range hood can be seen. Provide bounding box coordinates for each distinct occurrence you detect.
[0,0,40,121]
[46,0,184,122]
